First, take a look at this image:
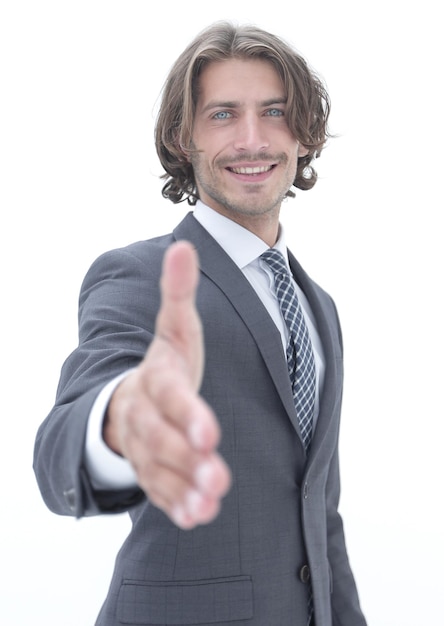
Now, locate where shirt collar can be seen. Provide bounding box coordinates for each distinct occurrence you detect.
[193,200,290,270]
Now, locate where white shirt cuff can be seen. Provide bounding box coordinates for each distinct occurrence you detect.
[85,370,138,490]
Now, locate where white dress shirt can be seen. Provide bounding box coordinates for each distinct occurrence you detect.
[85,201,325,489]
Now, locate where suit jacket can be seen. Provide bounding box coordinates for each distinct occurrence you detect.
[34,212,367,626]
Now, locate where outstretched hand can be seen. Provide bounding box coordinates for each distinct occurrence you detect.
[104,241,231,529]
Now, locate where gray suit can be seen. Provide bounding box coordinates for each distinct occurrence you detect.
[34,213,367,626]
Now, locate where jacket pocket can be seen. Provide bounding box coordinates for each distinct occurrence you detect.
[117,575,253,624]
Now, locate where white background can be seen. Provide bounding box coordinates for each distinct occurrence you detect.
[1,1,442,624]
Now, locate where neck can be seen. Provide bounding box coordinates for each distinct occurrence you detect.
[208,205,281,247]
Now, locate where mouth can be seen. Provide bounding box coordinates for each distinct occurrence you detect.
[227,164,275,176]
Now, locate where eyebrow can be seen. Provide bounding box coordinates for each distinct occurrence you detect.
[200,97,287,114]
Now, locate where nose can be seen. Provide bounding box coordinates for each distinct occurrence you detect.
[233,113,270,153]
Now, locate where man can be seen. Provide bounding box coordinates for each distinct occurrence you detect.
[34,21,367,626]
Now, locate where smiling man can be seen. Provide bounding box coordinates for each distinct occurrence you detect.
[34,21,367,626]
[189,57,307,242]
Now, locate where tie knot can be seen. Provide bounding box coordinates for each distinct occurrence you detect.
[260,249,290,280]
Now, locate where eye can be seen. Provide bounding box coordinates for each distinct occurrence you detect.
[213,111,232,120]
[266,108,284,117]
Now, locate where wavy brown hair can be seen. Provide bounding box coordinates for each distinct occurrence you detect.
[155,21,331,205]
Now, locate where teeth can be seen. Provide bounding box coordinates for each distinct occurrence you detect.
[230,165,272,175]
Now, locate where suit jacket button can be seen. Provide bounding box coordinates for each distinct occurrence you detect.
[300,564,311,584]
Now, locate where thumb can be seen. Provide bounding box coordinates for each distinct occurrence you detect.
[155,241,204,388]
[160,240,200,304]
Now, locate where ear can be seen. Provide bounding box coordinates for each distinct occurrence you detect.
[171,127,190,162]
[176,139,192,163]
[297,143,309,158]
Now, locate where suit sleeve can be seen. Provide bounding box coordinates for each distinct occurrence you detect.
[325,302,367,626]
[33,244,165,517]
[325,444,367,625]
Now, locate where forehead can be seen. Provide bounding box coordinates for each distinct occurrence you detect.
[195,58,285,106]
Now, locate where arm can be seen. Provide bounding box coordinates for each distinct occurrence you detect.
[33,241,230,528]
[325,445,367,625]
[324,301,367,625]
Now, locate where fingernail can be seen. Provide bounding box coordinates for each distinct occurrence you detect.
[189,420,206,449]
[194,461,214,492]
[171,504,190,529]
[185,489,204,517]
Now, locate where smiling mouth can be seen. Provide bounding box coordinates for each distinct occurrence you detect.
[227,165,275,175]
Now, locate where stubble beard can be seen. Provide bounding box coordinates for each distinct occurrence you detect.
[191,152,296,218]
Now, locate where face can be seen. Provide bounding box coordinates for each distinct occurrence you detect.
[189,58,308,234]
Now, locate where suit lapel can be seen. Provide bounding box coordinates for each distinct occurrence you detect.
[174,214,302,435]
